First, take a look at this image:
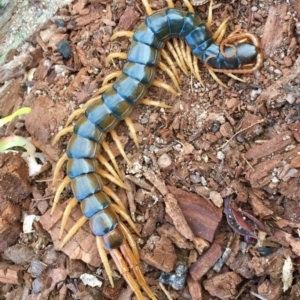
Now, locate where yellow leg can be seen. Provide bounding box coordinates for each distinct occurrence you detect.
[92,84,113,98]
[183,0,195,13]
[101,141,122,178]
[105,53,127,67]
[157,61,181,92]
[97,168,128,190]
[207,67,227,88]
[118,221,140,262]
[110,31,134,41]
[110,130,131,166]
[152,79,180,96]
[160,49,180,83]
[193,55,205,88]
[124,117,139,149]
[165,0,174,8]
[96,236,114,288]
[51,177,71,215]
[97,153,122,182]
[139,98,171,108]
[102,186,126,212]
[213,17,230,44]
[65,108,85,127]
[227,73,245,82]
[206,0,213,30]
[59,197,77,239]
[172,38,188,76]
[52,126,73,146]
[53,153,68,183]
[58,216,88,250]
[166,41,188,75]
[120,241,158,300]
[141,0,153,15]
[110,248,145,300]
[102,71,122,86]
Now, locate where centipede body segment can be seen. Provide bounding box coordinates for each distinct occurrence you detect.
[52,0,262,298]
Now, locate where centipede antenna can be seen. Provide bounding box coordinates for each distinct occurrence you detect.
[66,108,85,126]
[139,98,171,109]
[105,53,128,67]
[193,55,205,88]
[166,41,188,75]
[102,71,122,86]
[97,168,129,190]
[120,241,158,300]
[160,49,180,83]
[58,216,88,250]
[101,141,122,178]
[114,208,140,237]
[96,236,114,287]
[124,117,139,149]
[118,221,140,262]
[141,0,153,15]
[152,79,180,96]
[102,186,126,211]
[96,153,121,182]
[110,248,145,300]
[51,176,71,215]
[110,130,132,166]
[212,17,230,43]
[110,31,134,41]
[53,153,68,183]
[206,0,213,30]
[59,197,78,239]
[52,126,73,146]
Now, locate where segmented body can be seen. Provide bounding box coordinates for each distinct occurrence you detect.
[56,4,262,298]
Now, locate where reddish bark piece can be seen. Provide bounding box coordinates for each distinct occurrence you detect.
[118,6,140,30]
[203,272,242,299]
[140,235,177,273]
[164,193,194,241]
[290,0,300,17]
[187,275,202,300]
[0,263,24,284]
[168,186,222,242]
[189,240,223,282]
[244,131,293,161]
[261,3,288,58]
[258,279,282,300]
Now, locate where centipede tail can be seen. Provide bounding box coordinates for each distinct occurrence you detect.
[52,0,262,298]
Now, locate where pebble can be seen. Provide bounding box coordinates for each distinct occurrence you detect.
[56,40,72,59]
[251,6,258,12]
[157,153,172,169]
[190,174,202,184]
[159,265,188,290]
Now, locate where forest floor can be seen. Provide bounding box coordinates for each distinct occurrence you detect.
[0,0,300,299]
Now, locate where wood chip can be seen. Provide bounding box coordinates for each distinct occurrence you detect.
[0,263,24,284]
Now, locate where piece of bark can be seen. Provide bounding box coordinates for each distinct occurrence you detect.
[164,193,194,241]
[187,275,202,300]
[0,263,24,284]
[248,190,273,217]
[189,239,223,282]
[258,279,282,300]
[290,0,300,20]
[118,6,140,30]
[261,3,288,58]
[168,186,222,242]
[140,235,177,273]
[203,272,242,299]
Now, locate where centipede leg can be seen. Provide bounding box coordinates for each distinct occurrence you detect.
[157,61,181,92]
[165,0,174,8]
[96,153,122,182]
[212,17,230,44]
[59,197,77,239]
[102,186,126,211]
[141,0,153,15]
[105,53,127,67]
[118,222,140,262]
[51,176,71,215]
[110,31,134,41]
[152,79,180,96]
[207,67,228,88]
[53,153,68,183]
[102,71,122,86]
[110,130,131,166]
[193,55,205,88]
[96,236,114,287]
[110,248,145,300]
[97,168,128,190]
[172,38,188,76]
[52,126,74,146]
[58,216,88,250]
[160,49,180,83]
[139,98,171,108]
[206,0,213,30]
[120,241,158,300]
[124,117,139,149]
[166,41,188,75]
[101,140,122,178]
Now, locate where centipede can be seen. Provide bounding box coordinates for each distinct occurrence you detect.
[51,0,263,298]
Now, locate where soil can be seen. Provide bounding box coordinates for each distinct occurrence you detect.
[0,0,300,299]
